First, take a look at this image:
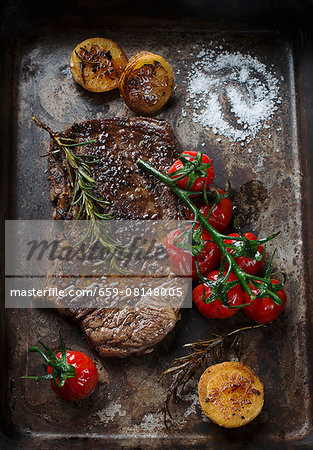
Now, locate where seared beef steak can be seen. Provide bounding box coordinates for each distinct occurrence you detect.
[46,263,183,358]
[47,117,186,357]
[49,117,183,220]
[81,299,179,358]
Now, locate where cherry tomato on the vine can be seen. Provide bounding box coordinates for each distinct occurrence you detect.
[224,232,264,275]
[185,188,233,233]
[192,271,243,319]
[23,333,98,401]
[242,279,287,324]
[164,225,220,280]
[47,350,98,400]
[168,151,214,193]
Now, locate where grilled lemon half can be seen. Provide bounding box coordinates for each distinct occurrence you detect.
[198,361,264,428]
[70,37,128,92]
[119,51,174,114]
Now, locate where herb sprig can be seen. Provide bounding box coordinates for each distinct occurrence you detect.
[33,116,130,272]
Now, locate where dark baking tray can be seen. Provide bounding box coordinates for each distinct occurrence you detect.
[1,0,313,447]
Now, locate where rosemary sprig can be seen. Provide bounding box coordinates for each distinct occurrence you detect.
[160,324,265,427]
[33,116,130,272]
[137,155,286,304]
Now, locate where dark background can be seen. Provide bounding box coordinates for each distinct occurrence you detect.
[1,0,313,448]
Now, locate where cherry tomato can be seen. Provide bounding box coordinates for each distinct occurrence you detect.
[185,188,233,233]
[242,279,287,324]
[192,240,221,280]
[164,226,220,280]
[224,232,264,275]
[23,333,98,401]
[47,350,98,400]
[168,151,214,193]
[192,271,243,319]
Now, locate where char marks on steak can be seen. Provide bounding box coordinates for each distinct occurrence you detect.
[47,117,186,357]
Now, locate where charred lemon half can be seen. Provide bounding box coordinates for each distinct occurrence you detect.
[70,37,128,92]
[198,361,264,428]
[119,51,175,114]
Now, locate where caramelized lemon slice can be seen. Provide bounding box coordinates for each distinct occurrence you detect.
[70,37,128,92]
[119,51,175,114]
[198,361,264,428]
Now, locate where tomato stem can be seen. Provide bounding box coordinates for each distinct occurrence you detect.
[21,332,76,388]
[137,157,283,303]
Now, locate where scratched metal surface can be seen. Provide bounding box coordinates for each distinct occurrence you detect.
[1,2,313,447]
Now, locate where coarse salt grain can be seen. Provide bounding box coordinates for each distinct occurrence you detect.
[183,49,281,143]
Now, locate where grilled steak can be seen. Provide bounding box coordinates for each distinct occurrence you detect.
[46,263,184,358]
[47,117,187,357]
[81,300,179,358]
[49,117,183,220]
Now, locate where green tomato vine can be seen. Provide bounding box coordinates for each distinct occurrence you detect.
[137,153,285,307]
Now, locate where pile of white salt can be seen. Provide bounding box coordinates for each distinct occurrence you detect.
[183,48,282,143]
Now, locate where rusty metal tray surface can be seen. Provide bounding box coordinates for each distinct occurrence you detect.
[1,0,313,447]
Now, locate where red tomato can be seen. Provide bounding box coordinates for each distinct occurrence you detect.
[224,232,264,275]
[47,351,98,401]
[192,240,221,280]
[192,271,243,319]
[164,226,220,280]
[185,188,233,233]
[168,151,214,193]
[242,279,287,324]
